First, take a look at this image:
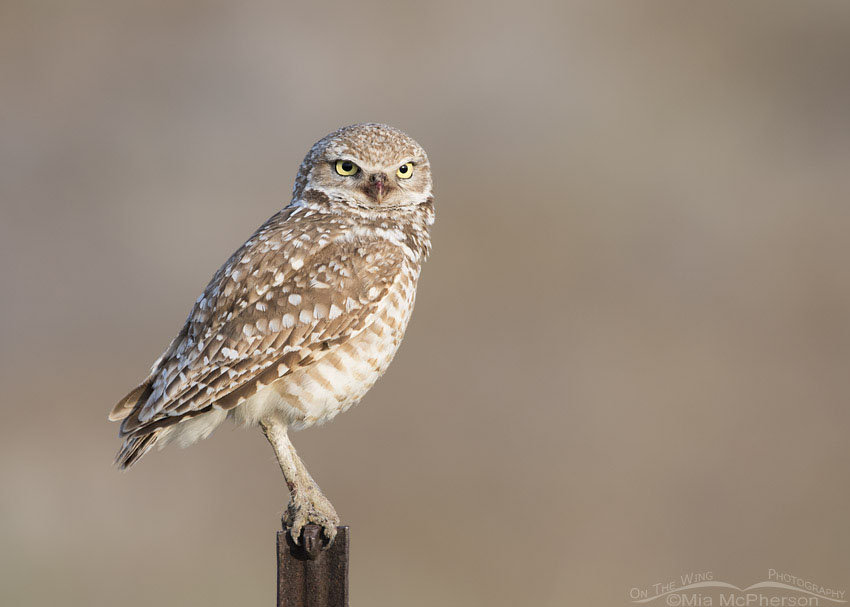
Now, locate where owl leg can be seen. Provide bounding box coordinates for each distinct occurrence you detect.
[260,417,339,547]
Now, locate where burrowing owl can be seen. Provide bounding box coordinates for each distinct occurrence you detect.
[110,123,434,545]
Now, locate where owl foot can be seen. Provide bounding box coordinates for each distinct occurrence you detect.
[283,487,340,549]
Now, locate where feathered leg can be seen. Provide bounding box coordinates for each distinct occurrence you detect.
[260,417,339,546]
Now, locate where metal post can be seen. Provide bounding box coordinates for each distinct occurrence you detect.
[276,525,349,607]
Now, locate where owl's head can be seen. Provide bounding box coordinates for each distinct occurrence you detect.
[293,123,432,211]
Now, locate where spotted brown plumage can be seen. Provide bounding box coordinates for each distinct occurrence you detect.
[110,123,434,544]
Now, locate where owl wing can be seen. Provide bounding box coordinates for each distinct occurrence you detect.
[116,208,405,437]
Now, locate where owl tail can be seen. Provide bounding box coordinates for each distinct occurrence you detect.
[109,377,154,422]
[115,430,161,469]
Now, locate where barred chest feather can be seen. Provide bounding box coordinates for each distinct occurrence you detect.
[231,258,420,430]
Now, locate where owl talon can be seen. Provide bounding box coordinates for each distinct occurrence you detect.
[284,491,339,550]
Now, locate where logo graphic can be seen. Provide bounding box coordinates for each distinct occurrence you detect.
[629,570,845,606]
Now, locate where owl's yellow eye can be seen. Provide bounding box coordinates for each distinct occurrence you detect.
[335,160,359,176]
[396,162,414,179]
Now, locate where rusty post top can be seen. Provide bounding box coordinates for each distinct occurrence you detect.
[277,525,349,607]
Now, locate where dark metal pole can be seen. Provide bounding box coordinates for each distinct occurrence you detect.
[277,525,349,607]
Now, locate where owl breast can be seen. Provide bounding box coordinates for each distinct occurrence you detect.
[231,261,419,430]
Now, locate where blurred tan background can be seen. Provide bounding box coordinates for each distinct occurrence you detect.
[2,1,849,605]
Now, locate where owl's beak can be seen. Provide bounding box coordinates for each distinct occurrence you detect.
[365,172,389,203]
